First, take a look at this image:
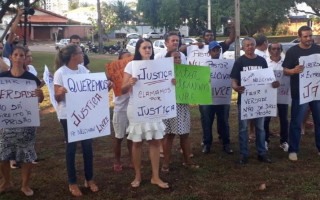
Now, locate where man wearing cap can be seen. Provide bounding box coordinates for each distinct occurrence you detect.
[200,40,233,154]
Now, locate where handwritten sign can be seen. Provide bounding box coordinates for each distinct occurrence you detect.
[43,65,58,112]
[187,45,210,66]
[175,64,212,104]
[274,70,291,104]
[299,54,320,104]
[106,56,133,96]
[240,85,277,120]
[240,69,277,120]
[241,68,276,86]
[131,58,176,122]
[63,73,110,143]
[205,59,234,105]
[0,78,40,128]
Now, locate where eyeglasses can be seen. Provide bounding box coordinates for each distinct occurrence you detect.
[142,46,152,50]
[271,48,281,50]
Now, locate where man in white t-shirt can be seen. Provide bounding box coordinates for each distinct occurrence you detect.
[155,32,187,64]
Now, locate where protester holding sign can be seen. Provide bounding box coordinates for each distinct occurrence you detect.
[231,37,275,164]
[283,26,320,161]
[0,46,44,196]
[200,41,234,155]
[53,44,99,197]
[161,50,199,172]
[264,43,289,152]
[122,39,169,189]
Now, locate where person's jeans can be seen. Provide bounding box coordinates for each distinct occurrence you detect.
[264,104,289,144]
[60,119,93,184]
[199,104,230,148]
[288,99,320,153]
[238,104,266,156]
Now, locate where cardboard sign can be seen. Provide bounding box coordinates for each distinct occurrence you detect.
[106,56,133,96]
[299,54,320,104]
[43,65,58,112]
[131,58,177,122]
[175,64,212,104]
[0,78,40,128]
[205,59,234,105]
[63,73,110,142]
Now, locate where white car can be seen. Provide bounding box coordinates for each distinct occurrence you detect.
[143,32,164,39]
[55,39,70,50]
[222,38,244,59]
[126,39,138,54]
[153,40,166,54]
[126,33,140,39]
[182,38,197,45]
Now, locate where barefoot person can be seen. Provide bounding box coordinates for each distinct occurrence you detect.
[0,46,44,196]
[54,44,101,197]
[121,39,169,189]
[161,50,199,172]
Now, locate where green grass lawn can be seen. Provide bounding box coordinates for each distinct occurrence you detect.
[1,52,320,200]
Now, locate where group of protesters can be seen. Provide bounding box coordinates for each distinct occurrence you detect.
[0,9,320,198]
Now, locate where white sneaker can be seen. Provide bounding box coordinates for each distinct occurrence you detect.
[289,152,298,161]
[280,142,289,152]
[265,141,268,151]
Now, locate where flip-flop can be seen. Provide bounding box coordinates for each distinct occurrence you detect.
[161,165,170,172]
[113,163,123,172]
[150,180,169,189]
[182,162,200,169]
[21,188,34,196]
[131,180,141,188]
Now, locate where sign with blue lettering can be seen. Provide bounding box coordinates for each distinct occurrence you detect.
[299,54,320,104]
[131,58,177,122]
[63,73,110,142]
[240,69,277,120]
[0,78,39,128]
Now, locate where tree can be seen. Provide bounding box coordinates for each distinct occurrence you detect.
[294,0,320,17]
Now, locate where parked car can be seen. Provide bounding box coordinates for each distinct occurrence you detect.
[126,33,140,40]
[153,39,166,54]
[279,42,297,57]
[143,32,164,39]
[222,38,244,59]
[55,39,70,50]
[182,38,198,45]
[126,39,138,54]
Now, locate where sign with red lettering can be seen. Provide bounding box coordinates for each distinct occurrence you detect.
[0,78,40,128]
[63,73,110,142]
[274,70,291,104]
[299,54,320,104]
[131,58,177,122]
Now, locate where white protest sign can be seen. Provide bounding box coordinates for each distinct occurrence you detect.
[241,68,276,86]
[187,45,210,66]
[132,58,177,122]
[274,70,291,104]
[0,78,40,128]
[64,73,110,143]
[43,65,58,112]
[240,84,277,120]
[299,54,320,104]
[204,59,234,105]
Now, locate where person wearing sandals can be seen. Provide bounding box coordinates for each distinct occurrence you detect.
[121,39,170,189]
[0,46,44,196]
[54,44,100,197]
[161,50,199,172]
[112,51,133,172]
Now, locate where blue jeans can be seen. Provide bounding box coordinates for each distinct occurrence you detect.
[238,104,266,156]
[288,99,320,153]
[264,104,289,144]
[199,104,230,148]
[60,119,93,184]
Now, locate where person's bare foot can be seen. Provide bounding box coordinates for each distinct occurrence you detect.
[0,182,12,193]
[151,178,169,189]
[130,179,141,188]
[21,186,34,196]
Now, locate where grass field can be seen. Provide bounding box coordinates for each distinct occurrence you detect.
[1,51,320,200]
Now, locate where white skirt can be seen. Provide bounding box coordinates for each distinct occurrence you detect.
[126,104,166,142]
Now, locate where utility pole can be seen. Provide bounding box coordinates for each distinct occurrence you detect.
[208,0,212,30]
[97,0,103,54]
[234,0,240,59]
